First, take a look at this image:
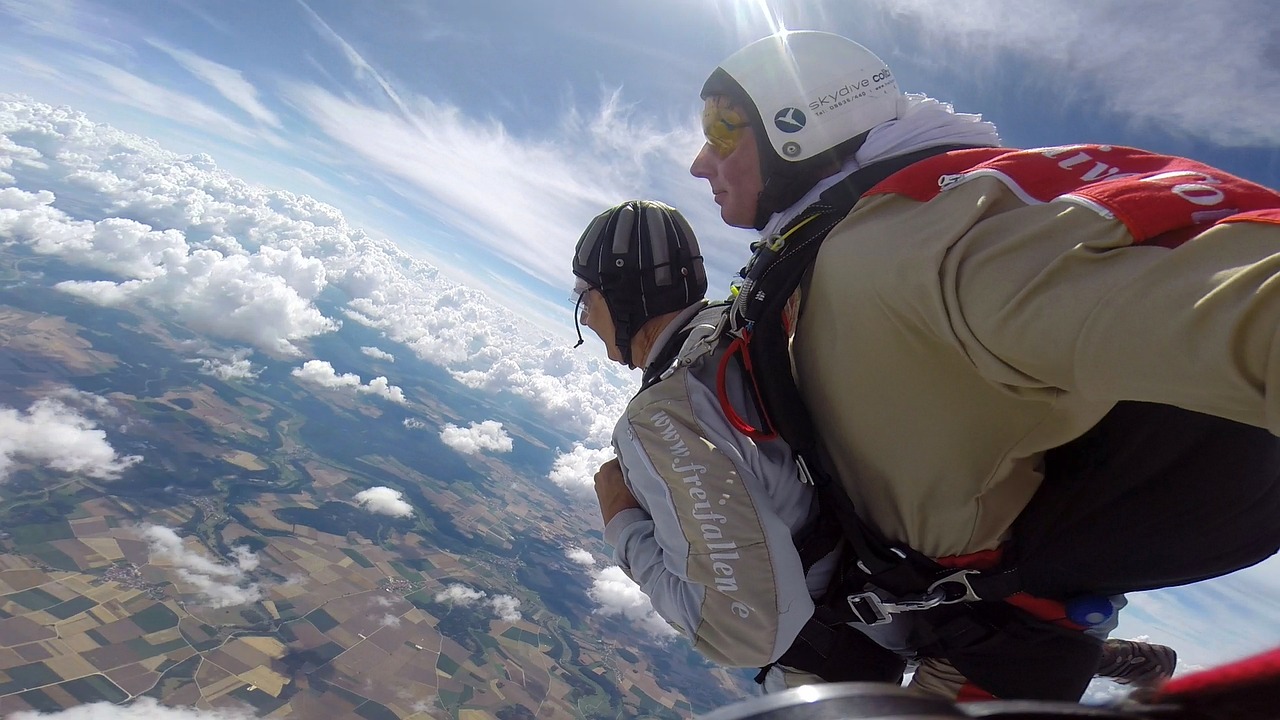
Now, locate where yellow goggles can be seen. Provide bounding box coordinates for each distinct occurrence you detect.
[701,97,750,158]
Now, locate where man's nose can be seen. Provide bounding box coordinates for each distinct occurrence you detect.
[689,143,716,179]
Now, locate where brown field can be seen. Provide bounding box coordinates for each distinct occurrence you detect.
[0,307,118,375]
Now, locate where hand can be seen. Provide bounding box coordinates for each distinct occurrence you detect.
[594,457,641,526]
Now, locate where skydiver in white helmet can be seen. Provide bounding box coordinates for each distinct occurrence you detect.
[686,31,1280,700]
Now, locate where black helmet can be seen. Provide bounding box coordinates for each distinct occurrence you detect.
[572,200,707,367]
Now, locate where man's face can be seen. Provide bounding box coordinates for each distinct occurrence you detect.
[581,288,625,365]
[689,96,764,229]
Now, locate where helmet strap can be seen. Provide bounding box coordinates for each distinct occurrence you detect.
[597,287,637,368]
[572,291,587,348]
[612,315,635,368]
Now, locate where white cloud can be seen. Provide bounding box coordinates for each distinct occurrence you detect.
[141,525,262,608]
[293,359,361,389]
[589,565,676,640]
[378,613,401,628]
[283,82,697,294]
[439,420,513,455]
[434,583,486,605]
[191,348,259,381]
[488,594,522,623]
[361,345,395,362]
[432,584,521,622]
[548,444,615,496]
[149,40,282,128]
[402,417,427,430]
[294,0,413,118]
[566,547,597,567]
[0,396,140,481]
[70,56,267,148]
[1108,553,1280,673]
[867,0,1280,147]
[363,375,406,404]
[0,184,338,356]
[353,486,413,518]
[49,387,120,418]
[196,357,258,381]
[3,98,639,492]
[292,360,406,404]
[5,98,645,448]
[7,697,257,719]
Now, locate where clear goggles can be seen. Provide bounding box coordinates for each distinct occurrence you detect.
[570,277,595,348]
[569,276,592,305]
[701,97,750,158]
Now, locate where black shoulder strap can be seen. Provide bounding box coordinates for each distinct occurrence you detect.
[746,145,975,585]
[638,325,694,393]
[748,144,975,451]
[637,303,730,393]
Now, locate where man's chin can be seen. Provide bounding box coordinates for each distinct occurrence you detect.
[721,209,757,229]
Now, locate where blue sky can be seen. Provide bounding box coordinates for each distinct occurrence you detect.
[4,0,1278,334]
[2,0,1279,702]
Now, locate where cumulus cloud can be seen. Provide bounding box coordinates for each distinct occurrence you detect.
[439,420,513,455]
[379,613,401,628]
[193,349,259,381]
[7,697,258,719]
[488,594,522,623]
[548,443,615,496]
[353,486,413,518]
[2,99,640,455]
[141,525,262,608]
[197,357,258,381]
[361,345,395,362]
[0,396,140,481]
[402,417,427,430]
[434,584,486,605]
[433,583,522,622]
[292,359,406,404]
[566,547,597,566]
[589,565,676,640]
[49,388,121,418]
[0,185,337,356]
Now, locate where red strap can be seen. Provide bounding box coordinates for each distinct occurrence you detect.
[1157,647,1280,698]
[935,546,1082,629]
[934,548,1003,570]
[716,333,778,442]
[955,681,997,703]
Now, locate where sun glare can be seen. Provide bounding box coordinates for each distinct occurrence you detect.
[751,0,787,34]
[717,0,788,38]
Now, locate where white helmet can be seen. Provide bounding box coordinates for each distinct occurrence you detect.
[701,31,900,228]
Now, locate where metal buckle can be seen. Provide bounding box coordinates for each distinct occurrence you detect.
[847,588,954,626]
[795,454,815,486]
[846,592,892,626]
[926,569,982,604]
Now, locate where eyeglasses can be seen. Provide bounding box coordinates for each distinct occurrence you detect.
[569,277,592,304]
[702,97,750,158]
[570,277,597,348]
